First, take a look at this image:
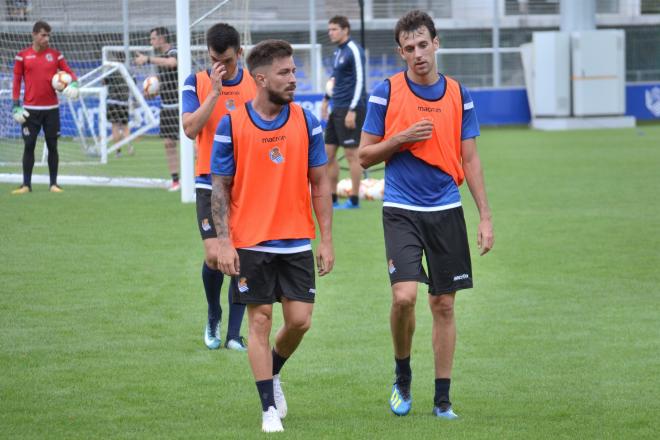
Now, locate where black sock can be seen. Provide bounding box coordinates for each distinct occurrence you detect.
[255,379,275,411]
[226,278,246,341]
[46,137,59,186]
[434,378,451,408]
[350,195,359,205]
[332,193,338,203]
[395,356,411,379]
[171,172,179,183]
[272,348,288,376]
[202,262,223,326]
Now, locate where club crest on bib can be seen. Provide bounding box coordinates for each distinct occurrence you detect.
[269,147,284,164]
[238,277,249,293]
[225,98,236,111]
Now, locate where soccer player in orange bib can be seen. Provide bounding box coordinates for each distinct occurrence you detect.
[210,39,334,433]
[359,10,494,419]
[182,23,256,352]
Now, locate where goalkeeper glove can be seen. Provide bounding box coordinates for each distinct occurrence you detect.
[12,104,29,124]
[63,81,80,100]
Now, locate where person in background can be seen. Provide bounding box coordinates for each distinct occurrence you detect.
[321,15,367,209]
[135,27,180,191]
[11,20,79,194]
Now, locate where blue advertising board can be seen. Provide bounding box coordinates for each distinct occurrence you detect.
[2,84,657,140]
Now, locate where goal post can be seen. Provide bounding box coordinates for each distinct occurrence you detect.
[176,0,194,203]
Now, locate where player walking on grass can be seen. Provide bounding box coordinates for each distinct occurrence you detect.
[182,23,256,351]
[211,39,334,433]
[358,10,494,419]
[11,20,79,194]
[135,27,180,191]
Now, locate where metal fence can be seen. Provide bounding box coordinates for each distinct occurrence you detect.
[1,0,659,91]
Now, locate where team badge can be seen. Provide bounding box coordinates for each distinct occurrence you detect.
[22,127,30,137]
[46,53,53,62]
[645,86,660,117]
[201,218,211,232]
[238,277,249,293]
[225,99,236,111]
[388,259,396,274]
[269,147,284,164]
[308,288,316,295]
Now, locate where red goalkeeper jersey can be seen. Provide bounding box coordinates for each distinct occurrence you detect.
[12,46,77,110]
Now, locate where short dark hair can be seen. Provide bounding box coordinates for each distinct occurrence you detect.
[246,39,293,73]
[32,21,51,34]
[206,23,240,54]
[150,27,170,43]
[328,15,350,31]
[394,10,437,46]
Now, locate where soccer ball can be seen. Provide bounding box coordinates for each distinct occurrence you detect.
[51,71,72,92]
[359,178,385,201]
[325,77,335,97]
[336,178,352,198]
[143,75,160,98]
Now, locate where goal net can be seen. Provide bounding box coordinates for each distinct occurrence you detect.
[0,0,190,188]
[0,0,323,191]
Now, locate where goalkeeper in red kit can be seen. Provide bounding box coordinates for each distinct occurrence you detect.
[11,20,79,194]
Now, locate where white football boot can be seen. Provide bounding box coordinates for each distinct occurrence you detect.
[261,406,283,433]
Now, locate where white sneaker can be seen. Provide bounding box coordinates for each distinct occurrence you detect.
[261,406,283,433]
[273,374,287,419]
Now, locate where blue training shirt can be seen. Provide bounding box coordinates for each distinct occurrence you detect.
[330,38,366,110]
[211,102,327,253]
[362,73,480,210]
[181,67,247,187]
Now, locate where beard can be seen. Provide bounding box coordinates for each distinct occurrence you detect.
[267,88,294,106]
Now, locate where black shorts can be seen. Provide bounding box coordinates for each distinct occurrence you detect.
[324,107,365,148]
[196,188,216,240]
[383,206,473,294]
[107,103,129,124]
[22,108,60,140]
[159,106,179,140]
[232,249,316,305]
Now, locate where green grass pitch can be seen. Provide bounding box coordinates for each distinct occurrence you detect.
[1,125,659,439]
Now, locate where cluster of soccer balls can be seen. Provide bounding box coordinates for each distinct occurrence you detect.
[336,178,384,200]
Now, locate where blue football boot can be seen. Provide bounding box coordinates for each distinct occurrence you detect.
[389,378,412,416]
[335,199,359,210]
[203,319,221,350]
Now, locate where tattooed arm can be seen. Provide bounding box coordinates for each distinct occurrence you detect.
[211,173,240,275]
